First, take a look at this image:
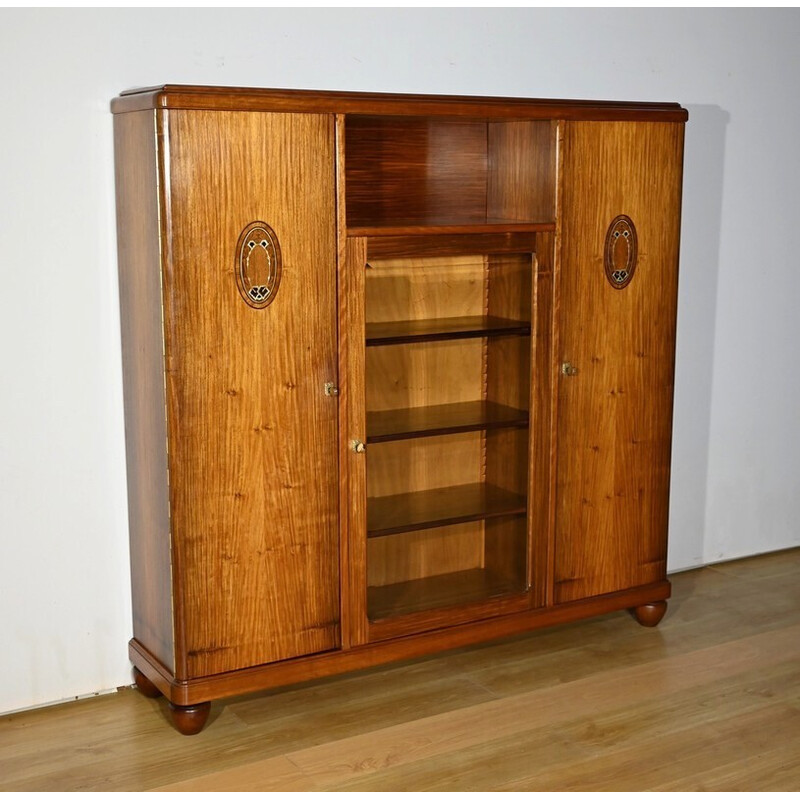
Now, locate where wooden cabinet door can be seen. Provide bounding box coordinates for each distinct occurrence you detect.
[163,110,339,678]
[554,121,684,604]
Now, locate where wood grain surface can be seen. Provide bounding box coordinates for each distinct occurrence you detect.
[368,566,523,620]
[114,109,175,673]
[3,549,797,791]
[529,231,558,609]
[366,315,531,346]
[364,231,539,259]
[346,116,488,229]
[367,522,486,589]
[484,254,534,592]
[112,85,689,122]
[554,121,685,603]
[113,88,687,724]
[365,433,486,591]
[366,400,528,443]
[339,236,369,647]
[163,110,340,676]
[487,120,557,223]
[367,483,527,537]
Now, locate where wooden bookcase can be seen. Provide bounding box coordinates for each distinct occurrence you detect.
[112,86,687,733]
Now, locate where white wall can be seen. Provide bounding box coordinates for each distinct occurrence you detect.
[1,8,799,715]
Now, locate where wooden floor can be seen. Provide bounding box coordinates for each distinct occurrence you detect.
[2,548,799,791]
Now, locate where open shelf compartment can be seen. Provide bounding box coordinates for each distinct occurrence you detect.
[363,247,534,625]
[365,315,530,346]
[345,115,557,231]
[366,513,530,622]
[366,400,529,444]
[368,563,527,622]
[367,482,527,538]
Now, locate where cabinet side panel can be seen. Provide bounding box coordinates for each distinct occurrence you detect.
[487,120,557,223]
[555,121,684,603]
[164,110,340,677]
[114,111,175,672]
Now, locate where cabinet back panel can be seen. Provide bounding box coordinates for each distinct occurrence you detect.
[345,116,488,228]
[366,339,485,413]
[367,431,484,498]
[163,110,340,677]
[346,117,556,228]
[365,255,486,324]
[555,121,684,602]
[367,521,484,586]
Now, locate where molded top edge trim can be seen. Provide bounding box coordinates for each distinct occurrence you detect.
[111,84,689,121]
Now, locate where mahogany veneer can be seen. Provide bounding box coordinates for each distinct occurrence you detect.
[113,85,686,733]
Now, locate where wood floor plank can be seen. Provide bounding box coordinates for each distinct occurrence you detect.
[1,551,799,791]
[501,704,800,791]
[328,659,800,791]
[705,546,800,580]
[286,624,800,785]
[418,556,800,700]
[0,648,495,791]
[227,666,496,738]
[152,754,317,792]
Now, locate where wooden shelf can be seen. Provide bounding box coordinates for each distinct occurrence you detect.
[367,401,529,444]
[350,219,555,237]
[365,315,530,347]
[368,567,525,620]
[367,482,527,538]
[364,231,539,259]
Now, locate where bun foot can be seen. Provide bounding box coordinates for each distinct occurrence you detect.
[631,600,667,627]
[169,701,211,735]
[133,667,161,699]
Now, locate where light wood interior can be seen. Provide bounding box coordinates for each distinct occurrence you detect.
[364,250,534,621]
[368,522,485,587]
[366,339,485,413]
[367,432,484,498]
[365,254,485,329]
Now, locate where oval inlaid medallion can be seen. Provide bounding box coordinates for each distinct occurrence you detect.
[604,215,638,290]
[235,222,282,309]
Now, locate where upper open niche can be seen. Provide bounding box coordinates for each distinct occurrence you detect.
[344,116,557,233]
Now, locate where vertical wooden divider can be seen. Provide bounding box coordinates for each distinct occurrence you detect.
[530,231,558,608]
[545,121,565,608]
[338,185,369,647]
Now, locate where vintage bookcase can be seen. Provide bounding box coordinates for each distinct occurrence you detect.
[112,86,686,733]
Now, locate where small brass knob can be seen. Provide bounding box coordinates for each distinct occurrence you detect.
[351,439,366,454]
[561,362,578,377]
[324,382,339,396]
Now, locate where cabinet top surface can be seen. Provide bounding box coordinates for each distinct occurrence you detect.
[111,84,688,122]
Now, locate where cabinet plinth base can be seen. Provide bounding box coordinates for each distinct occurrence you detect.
[631,600,668,627]
[129,579,671,725]
[133,667,161,699]
[169,702,211,735]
